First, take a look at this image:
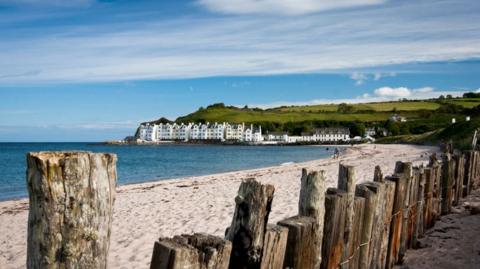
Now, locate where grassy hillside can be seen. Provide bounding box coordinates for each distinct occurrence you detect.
[376,117,480,150]
[139,96,480,138]
[176,98,480,124]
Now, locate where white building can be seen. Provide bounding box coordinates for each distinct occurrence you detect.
[212,122,226,140]
[365,127,376,137]
[138,124,158,142]
[178,123,191,141]
[138,122,262,143]
[189,124,200,140]
[301,128,350,143]
[266,132,289,142]
[225,123,245,141]
[252,126,264,142]
[390,114,407,122]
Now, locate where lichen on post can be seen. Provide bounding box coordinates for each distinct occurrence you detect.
[26,151,117,269]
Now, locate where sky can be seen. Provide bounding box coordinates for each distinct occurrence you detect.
[0,0,479,141]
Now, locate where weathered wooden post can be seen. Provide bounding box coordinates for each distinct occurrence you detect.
[360,182,386,269]
[385,175,407,269]
[405,167,419,249]
[354,184,379,269]
[474,151,480,189]
[453,154,465,206]
[260,225,288,269]
[441,153,454,215]
[349,197,365,269]
[374,165,383,183]
[278,216,316,269]
[298,168,326,268]
[430,158,443,221]
[412,167,425,248]
[377,180,396,269]
[463,151,474,197]
[150,234,232,269]
[225,179,275,269]
[26,152,117,269]
[393,161,412,263]
[337,164,356,269]
[423,167,434,229]
[320,188,348,269]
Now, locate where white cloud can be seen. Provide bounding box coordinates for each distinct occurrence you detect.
[476,88,480,93]
[0,0,480,84]
[197,0,386,15]
[373,71,396,81]
[413,87,434,93]
[350,72,368,86]
[374,87,411,98]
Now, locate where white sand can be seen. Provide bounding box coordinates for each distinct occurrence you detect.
[0,144,438,269]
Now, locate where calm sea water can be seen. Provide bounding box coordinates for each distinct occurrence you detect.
[0,143,334,201]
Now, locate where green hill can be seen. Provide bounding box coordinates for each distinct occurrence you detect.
[376,117,480,150]
[170,98,479,136]
[138,95,480,139]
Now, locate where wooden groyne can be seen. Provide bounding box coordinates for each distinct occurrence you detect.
[25,148,480,269]
[149,148,480,269]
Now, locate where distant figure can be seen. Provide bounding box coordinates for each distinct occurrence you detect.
[334,147,339,159]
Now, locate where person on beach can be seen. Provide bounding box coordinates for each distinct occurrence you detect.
[334,147,339,159]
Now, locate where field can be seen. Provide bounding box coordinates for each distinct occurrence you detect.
[273,100,442,112]
[175,98,479,125]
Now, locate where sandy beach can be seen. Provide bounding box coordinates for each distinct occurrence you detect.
[0,144,439,268]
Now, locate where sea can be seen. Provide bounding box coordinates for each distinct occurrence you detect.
[0,143,336,201]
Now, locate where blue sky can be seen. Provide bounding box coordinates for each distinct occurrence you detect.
[0,0,479,141]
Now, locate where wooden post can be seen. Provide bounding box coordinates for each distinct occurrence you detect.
[349,197,365,269]
[441,153,454,215]
[374,165,384,183]
[453,154,465,206]
[377,180,396,269]
[225,179,275,269]
[360,182,386,269]
[320,188,348,269]
[412,167,425,248]
[474,151,480,189]
[278,216,316,269]
[260,225,288,269]
[385,175,408,269]
[431,159,443,221]
[26,152,117,269]
[423,167,434,229]
[354,184,378,269]
[298,168,326,268]
[150,234,232,269]
[337,164,356,268]
[463,151,474,197]
[393,161,412,263]
[405,167,419,250]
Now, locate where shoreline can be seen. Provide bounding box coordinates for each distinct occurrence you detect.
[0,144,346,202]
[0,144,439,269]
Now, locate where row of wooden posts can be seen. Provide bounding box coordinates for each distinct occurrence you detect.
[149,149,480,269]
[25,149,480,269]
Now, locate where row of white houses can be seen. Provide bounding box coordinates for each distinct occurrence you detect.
[137,123,355,143]
[138,122,264,142]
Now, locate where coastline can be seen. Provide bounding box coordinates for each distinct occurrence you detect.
[0,144,439,269]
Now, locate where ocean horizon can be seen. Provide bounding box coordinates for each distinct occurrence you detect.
[0,142,336,201]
